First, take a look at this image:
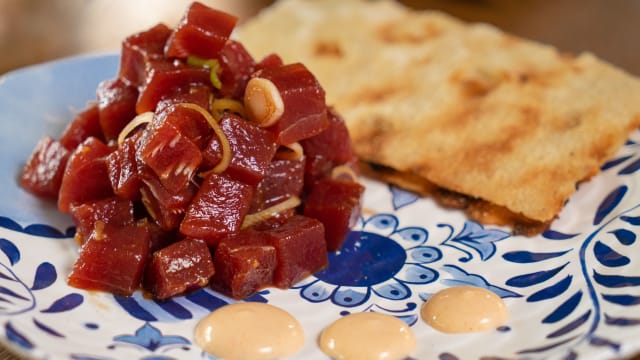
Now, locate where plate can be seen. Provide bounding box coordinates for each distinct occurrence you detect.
[1,54,640,360]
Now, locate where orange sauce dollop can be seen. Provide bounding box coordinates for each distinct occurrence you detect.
[194,302,304,360]
[421,285,508,333]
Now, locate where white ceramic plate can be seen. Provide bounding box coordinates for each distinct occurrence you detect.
[1,54,640,360]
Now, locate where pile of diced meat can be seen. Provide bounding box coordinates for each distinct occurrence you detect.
[19,2,363,300]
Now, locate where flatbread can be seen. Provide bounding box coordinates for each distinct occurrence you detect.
[237,0,640,233]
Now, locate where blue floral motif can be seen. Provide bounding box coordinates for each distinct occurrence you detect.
[501,184,640,358]
[293,213,441,308]
[438,265,521,299]
[112,322,190,353]
[439,221,510,262]
[0,235,84,351]
[389,185,419,210]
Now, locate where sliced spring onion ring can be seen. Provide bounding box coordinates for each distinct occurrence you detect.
[187,56,222,89]
[211,97,247,120]
[117,111,154,145]
[274,142,304,161]
[174,103,232,176]
[330,164,359,183]
[242,195,302,229]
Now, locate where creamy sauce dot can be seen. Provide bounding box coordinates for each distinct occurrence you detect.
[319,312,416,360]
[194,302,304,360]
[421,285,508,333]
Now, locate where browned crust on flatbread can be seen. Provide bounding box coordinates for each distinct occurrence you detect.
[360,162,550,236]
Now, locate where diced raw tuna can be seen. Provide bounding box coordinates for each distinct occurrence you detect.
[302,107,359,188]
[58,137,113,212]
[106,132,142,200]
[156,100,212,149]
[137,117,202,194]
[304,179,364,252]
[255,53,284,72]
[251,157,304,212]
[139,168,197,231]
[136,63,210,113]
[144,238,214,299]
[59,105,103,150]
[156,84,212,117]
[302,107,355,164]
[119,23,172,87]
[96,78,138,141]
[180,173,254,245]
[68,221,150,296]
[218,40,256,99]
[164,1,238,60]
[253,63,329,145]
[20,136,70,199]
[144,219,178,254]
[202,113,277,186]
[69,197,135,243]
[262,215,327,288]
[211,229,276,299]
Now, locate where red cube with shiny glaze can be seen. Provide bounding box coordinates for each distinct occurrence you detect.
[69,197,135,244]
[180,173,254,245]
[119,23,172,87]
[68,221,150,296]
[248,63,329,145]
[263,215,328,289]
[164,1,238,60]
[304,178,364,251]
[211,229,277,299]
[19,136,70,199]
[96,78,138,142]
[144,238,215,299]
[58,137,113,213]
[202,113,277,186]
[59,105,103,151]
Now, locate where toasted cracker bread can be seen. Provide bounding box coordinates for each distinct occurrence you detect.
[238,0,640,233]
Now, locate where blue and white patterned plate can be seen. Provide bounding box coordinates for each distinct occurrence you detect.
[1,54,640,360]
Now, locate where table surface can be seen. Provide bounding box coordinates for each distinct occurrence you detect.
[1,1,639,359]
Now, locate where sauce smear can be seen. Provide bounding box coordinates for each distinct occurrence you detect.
[319,312,416,360]
[421,285,508,333]
[194,302,304,359]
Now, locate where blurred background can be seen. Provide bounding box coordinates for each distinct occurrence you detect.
[1,0,639,76]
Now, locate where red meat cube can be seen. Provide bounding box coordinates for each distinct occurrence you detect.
[139,168,197,231]
[58,137,113,213]
[96,78,138,141]
[252,63,329,145]
[180,173,254,246]
[302,107,357,187]
[156,87,213,149]
[164,2,238,60]
[251,157,304,212]
[144,238,214,299]
[69,197,135,243]
[263,215,327,288]
[211,230,276,299]
[202,113,277,186]
[304,179,364,252]
[136,63,210,113]
[218,40,256,99]
[106,132,142,200]
[137,117,202,194]
[255,53,284,72]
[20,136,70,199]
[59,105,104,150]
[68,221,150,296]
[119,23,172,87]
